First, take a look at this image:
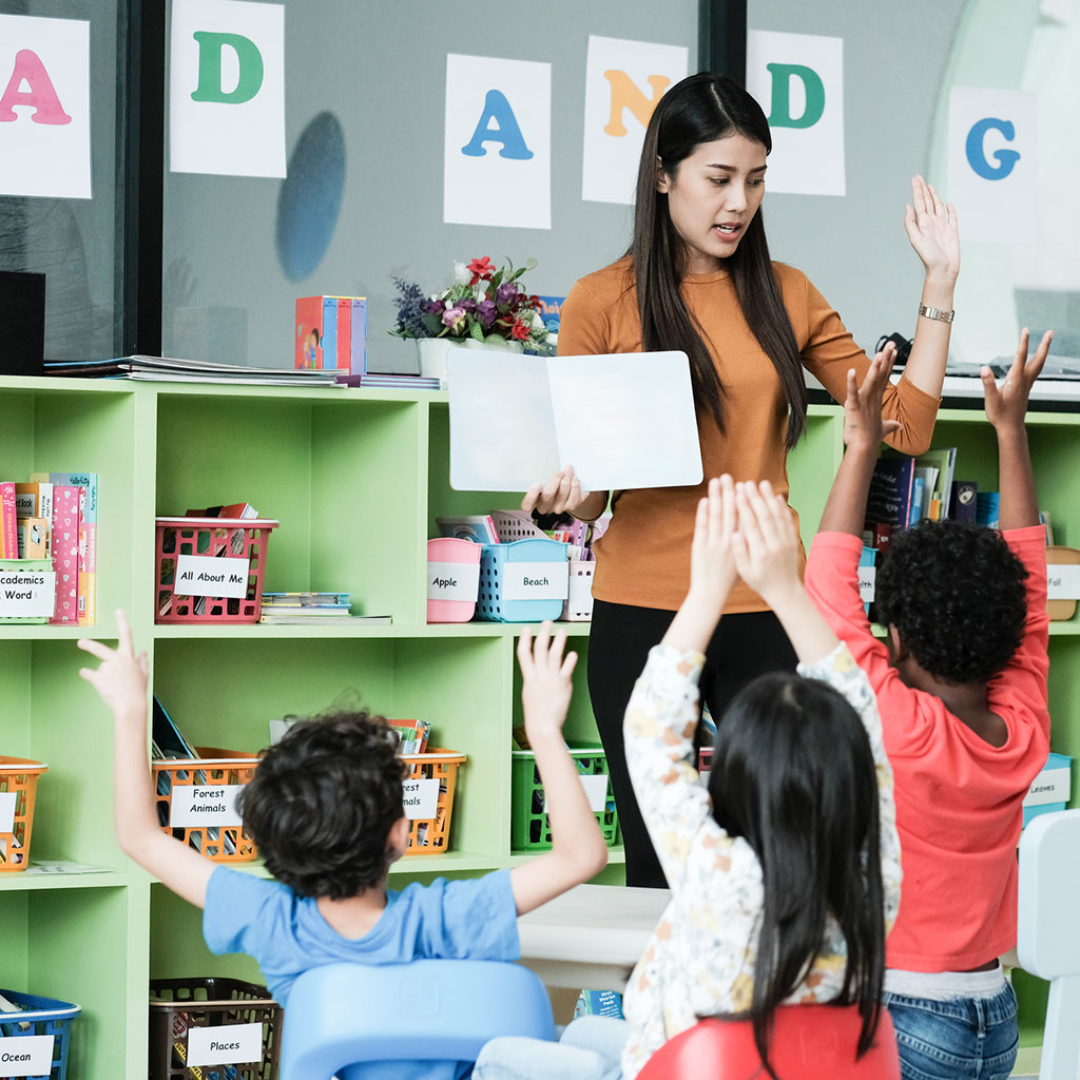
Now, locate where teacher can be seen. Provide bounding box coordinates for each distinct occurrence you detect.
[522,73,959,888]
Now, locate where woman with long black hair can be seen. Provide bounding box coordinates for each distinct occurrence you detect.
[522,72,959,889]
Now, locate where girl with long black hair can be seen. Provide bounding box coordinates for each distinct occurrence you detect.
[523,72,959,888]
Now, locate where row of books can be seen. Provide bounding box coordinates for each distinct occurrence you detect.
[258,592,392,626]
[267,714,430,754]
[0,472,97,625]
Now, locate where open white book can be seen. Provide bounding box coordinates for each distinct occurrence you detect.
[447,350,703,492]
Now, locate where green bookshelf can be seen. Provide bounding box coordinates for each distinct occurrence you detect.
[0,379,1069,1076]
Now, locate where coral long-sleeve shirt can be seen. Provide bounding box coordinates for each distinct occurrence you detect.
[557,257,941,612]
[805,527,1051,971]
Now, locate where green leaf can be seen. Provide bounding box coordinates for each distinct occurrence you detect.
[420,313,444,335]
[470,319,485,342]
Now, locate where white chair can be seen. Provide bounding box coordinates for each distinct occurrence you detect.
[1017,808,1080,1080]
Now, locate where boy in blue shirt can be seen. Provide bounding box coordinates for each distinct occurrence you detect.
[78,613,609,1075]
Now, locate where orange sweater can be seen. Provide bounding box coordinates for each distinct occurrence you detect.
[558,257,941,612]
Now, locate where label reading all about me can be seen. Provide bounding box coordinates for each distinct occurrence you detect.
[0,571,56,618]
[0,1035,56,1077]
[174,555,251,599]
[402,778,440,820]
[503,562,569,602]
[187,1022,263,1067]
[428,561,480,602]
[0,792,17,833]
[170,785,244,828]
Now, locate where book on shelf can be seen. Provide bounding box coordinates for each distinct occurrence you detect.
[35,472,97,626]
[43,354,347,387]
[48,485,81,624]
[357,374,441,391]
[390,718,431,755]
[258,613,391,625]
[16,517,48,558]
[0,482,15,558]
[436,515,501,545]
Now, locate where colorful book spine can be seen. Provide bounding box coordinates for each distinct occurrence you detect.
[0,483,15,559]
[321,298,338,371]
[14,482,53,522]
[48,485,82,624]
[49,473,97,626]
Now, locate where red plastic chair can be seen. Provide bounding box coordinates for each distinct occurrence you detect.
[636,1004,901,1080]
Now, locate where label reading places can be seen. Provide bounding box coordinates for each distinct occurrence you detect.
[402,778,440,820]
[0,570,57,618]
[0,791,16,833]
[1047,564,1080,601]
[174,554,251,600]
[187,1022,263,1067]
[428,560,481,602]
[170,785,244,828]
[0,1035,56,1077]
[503,561,569,602]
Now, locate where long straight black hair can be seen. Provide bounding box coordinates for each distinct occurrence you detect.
[631,72,807,448]
[708,672,887,1079]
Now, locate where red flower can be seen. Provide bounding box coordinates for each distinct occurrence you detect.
[511,319,531,342]
[467,256,495,285]
[528,294,542,310]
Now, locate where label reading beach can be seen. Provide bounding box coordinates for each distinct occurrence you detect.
[0,570,56,617]
[858,566,876,602]
[175,554,250,599]
[187,1022,263,1067]
[1047,564,1080,600]
[402,778,440,820]
[545,773,609,814]
[428,561,480,602]
[503,561,568,602]
[170,785,244,828]
[0,1035,56,1076]
[0,791,16,833]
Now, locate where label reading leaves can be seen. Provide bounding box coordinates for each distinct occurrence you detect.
[428,561,480,602]
[402,778,440,820]
[0,571,57,618]
[503,561,569,602]
[0,1035,56,1076]
[187,1022,263,1067]
[174,555,251,599]
[170,785,244,828]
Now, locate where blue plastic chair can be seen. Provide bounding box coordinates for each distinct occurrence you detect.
[279,960,556,1079]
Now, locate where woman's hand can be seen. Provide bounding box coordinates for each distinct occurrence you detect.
[904,175,960,280]
[522,465,589,516]
[842,344,902,454]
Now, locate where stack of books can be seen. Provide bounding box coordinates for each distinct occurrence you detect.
[259,592,392,626]
[358,373,441,391]
[44,355,346,387]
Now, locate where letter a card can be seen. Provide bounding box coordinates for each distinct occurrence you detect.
[444,54,551,229]
[0,14,91,198]
[169,0,285,177]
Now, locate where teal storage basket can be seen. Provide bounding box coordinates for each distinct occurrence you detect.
[476,539,568,623]
[0,989,81,1080]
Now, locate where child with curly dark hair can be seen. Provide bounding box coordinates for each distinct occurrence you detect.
[76,617,609,1075]
[805,329,1054,1080]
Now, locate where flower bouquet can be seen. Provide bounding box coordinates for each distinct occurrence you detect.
[390,256,555,356]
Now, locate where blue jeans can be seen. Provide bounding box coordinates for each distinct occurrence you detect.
[472,1017,628,1080]
[884,983,1019,1080]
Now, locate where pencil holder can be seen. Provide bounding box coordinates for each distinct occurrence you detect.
[154,517,279,625]
[476,539,568,623]
[511,747,619,852]
[561,560,595,621]
[0,990,81,1080]
[0,559,55,625]
[401,749,466,856]
[149,978,281,1080]
[151,749,259,863]
[427,538,481,622]
[0,757,48,872]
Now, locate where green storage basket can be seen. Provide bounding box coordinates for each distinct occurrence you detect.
[511,746,619,852]
[0,559,54,625]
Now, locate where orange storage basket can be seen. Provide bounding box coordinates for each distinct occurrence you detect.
[0,756,48,872]
[401,749,466,856]
[151,748,259,864]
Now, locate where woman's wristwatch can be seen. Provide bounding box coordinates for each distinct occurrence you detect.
[918,303,954,324]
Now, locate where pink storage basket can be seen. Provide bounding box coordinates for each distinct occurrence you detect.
[155,517,279,625]
[427,537,482,622]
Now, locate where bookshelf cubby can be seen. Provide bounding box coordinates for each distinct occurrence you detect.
[0,377,1071,1076]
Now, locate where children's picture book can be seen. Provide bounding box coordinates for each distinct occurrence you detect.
[0,482,15,559]
[536,295,565,335]
[950,480,978,523]
[48,485,81,624]
[866,455,915,530]
[436,515,501,545]
[16,517,48,558]
[390,718,431,756]
[915,448,957,520]
[40,472,97,626]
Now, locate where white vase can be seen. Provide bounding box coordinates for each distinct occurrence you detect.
[415,336,523,387]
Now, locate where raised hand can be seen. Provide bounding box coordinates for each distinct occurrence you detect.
[517,621,578,741]
[688,475,738,606]
[982,328,1052,432]
[904,175,960,280]
[78,610,149,721]
[842,344,903,453]
[732,481,802,605]
[522,465,588,515]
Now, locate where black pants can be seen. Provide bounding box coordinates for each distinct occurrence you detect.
[588,599,798,889]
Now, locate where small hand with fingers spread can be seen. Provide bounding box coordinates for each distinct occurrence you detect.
[77,610,149,722]
[982,328,1052,432]
[688,475,739,607]
[732,481,802,606]
[522,465,589,516]
[517,622,578,742]
[843,344,903,454]
[904,174,960,279]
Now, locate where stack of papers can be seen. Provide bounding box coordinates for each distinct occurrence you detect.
[44,355,346,387]
[260,592,391,626]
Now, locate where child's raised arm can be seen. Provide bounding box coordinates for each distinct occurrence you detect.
[508,624,608,916]
[78,611,214,908]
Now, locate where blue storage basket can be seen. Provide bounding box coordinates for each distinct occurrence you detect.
[0,989,81,1080]
[477,539,568,623]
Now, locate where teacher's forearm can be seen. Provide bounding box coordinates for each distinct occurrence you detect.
[901,272,956,399]
[571,490,609,523]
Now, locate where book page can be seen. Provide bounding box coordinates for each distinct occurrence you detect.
[447,349,561,491]
[547,352,702,491]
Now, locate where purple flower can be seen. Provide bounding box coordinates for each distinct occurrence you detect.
[478,299,497,326]
[459,298,478,314]
[442,306,466,328]
[496,282,518,306]
[422,298,445,315]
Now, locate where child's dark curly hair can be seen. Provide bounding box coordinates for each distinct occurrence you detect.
[238,711,406,899]
[875,520,1028,685]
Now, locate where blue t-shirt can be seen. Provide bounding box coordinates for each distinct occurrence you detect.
[203,867,520,1080]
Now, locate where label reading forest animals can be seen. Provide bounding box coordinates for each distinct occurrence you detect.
[503,561,569,602]
[170,784,244,828]
[427,561,480,602]
[0,570,56,617]
[402,778,440,820]
[0,1035,56,1076]
[0,791,16,833]
[187,1022,263,1067]
[175,554,250,599]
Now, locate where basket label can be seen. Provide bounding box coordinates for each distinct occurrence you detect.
[544,773,609,814]
[402,778,440,820]
[858,566,875,602]
[187,1022,263,1067]
[0,792,16,833]
[567,568,594,612]
[1024,766,1071,808]
[0,570,56,618]
[170,785,244,828]
[1047,564,1080,600]
[0,1035,56,1076]
[174,555,251,599]
[428,561,480,602]
[503,561,569,602]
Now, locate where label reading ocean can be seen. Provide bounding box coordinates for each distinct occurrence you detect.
[0,1036,56,1077]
